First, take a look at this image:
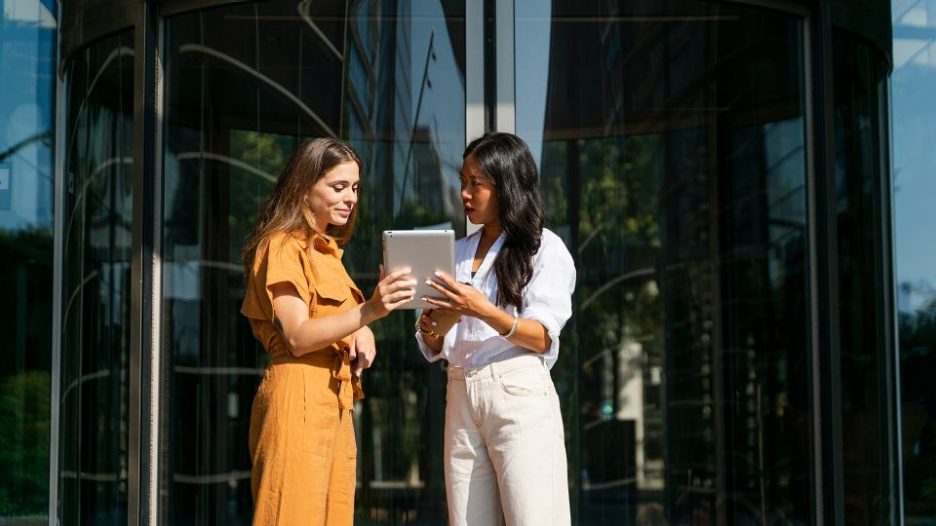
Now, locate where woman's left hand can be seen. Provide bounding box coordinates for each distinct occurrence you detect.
[349,326,376,376]
[424,272,496,319]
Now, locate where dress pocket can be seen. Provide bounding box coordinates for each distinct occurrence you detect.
[500,368,549,397]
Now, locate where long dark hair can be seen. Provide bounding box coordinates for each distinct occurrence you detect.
[464,132,544,311]
[242,138,362,277]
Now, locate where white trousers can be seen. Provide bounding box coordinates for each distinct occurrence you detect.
[444,353,571,526]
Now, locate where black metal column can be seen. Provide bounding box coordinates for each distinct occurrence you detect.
[129,1,159,524]
[807,4,845,525]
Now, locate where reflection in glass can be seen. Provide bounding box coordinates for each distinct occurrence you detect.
[831,30,897,525]
[0,1,56,520]
[160,2,464,523]
[517,3,811,523]
[892,1,936,521]
[59,31,135,525]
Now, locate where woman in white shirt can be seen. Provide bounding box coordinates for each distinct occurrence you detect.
[415,132,576,526]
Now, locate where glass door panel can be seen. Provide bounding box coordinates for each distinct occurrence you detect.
[60,30,136,526]
[160,2,465,523]
[516,2,812,523]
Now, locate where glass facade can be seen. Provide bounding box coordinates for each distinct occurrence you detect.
[517,3,812,523]
[16,0,920,524]
[831,31,896,524]
[892,0,936,522]
[59,30,136,525]
[158,1,464,523]
[0,0,56,523]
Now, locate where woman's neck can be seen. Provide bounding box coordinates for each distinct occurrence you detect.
[481,221,502,242]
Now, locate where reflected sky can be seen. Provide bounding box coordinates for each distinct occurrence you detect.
[892,0,936,312]
[515,2,552,168]
[892,4,936,522]
[407,1,465,176]
[0,0,56,231]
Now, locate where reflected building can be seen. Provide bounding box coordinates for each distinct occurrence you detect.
[1,0,933,525]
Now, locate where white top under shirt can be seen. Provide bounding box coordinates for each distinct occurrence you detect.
[415,227,576,370]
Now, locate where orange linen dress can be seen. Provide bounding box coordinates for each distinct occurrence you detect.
[241,231,365,526]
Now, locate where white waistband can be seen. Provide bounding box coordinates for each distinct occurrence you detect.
[447,352,547,381]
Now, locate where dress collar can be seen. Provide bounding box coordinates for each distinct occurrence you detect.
[293,231,343,258]
[311,232,342,257]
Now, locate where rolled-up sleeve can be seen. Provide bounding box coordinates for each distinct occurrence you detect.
[241,234,313,323]
[521,234,576,364]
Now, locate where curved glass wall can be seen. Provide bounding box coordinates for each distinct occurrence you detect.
[158,1,464,523]
[47,0,903,524]
[892,0,936,522]
[517,2,812,523]
[59,31,135,525]
[0,0,56,521]
[831,31,896,524]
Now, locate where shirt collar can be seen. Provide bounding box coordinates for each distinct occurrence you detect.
[462,230,505,285]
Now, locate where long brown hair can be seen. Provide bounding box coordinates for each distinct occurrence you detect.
[464,133,543,311]
[242,138,362,277]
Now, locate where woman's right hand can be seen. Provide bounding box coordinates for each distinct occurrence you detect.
[366,267,417,319]
[419,308,461,338]
[417,309,445,353]
[417,309,439,338]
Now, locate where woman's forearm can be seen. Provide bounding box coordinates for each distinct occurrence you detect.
[478,306,551,353]
[283,302,380,357]
[273,268,417,356]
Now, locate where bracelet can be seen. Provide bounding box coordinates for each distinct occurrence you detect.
[415,319,438,338]
[501,316,519,339]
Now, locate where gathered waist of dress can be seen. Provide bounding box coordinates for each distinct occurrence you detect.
[269,349,342,367]
[267,349,364,407]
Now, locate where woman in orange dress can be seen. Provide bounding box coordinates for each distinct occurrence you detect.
[240,138,416,525]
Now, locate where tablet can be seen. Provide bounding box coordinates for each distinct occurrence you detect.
[382,229,455,309]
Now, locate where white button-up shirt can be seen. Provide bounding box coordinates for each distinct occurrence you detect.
[416,227,576,370]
